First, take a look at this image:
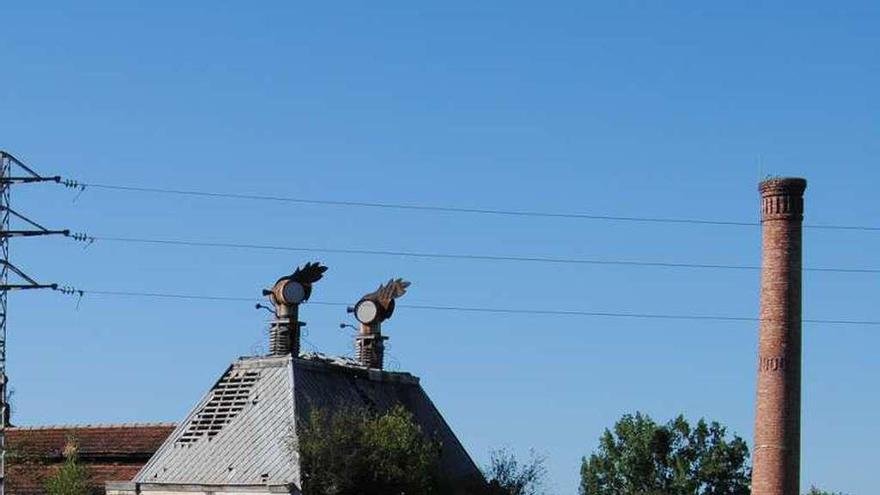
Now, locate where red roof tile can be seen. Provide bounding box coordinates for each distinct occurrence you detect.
[5,424,174,495]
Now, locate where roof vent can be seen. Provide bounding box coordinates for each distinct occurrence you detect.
[177,369,260,444]
[348,278,410,370]
[262,262,327,357]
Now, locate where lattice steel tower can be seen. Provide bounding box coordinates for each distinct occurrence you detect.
[0,151,76,495]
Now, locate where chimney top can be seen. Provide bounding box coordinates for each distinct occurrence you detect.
[759,177,807,222]
[351,278,411,369]
[759,177,807,196]
[264,261,327,356]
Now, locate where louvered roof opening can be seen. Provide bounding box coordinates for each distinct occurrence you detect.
[177,369,261,445]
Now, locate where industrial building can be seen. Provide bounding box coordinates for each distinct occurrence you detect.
[105,267,481,495]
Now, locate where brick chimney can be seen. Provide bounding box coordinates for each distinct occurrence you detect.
[752,177,807,495]
[269,303,300,356]
[263,262,327,357]
[355,322,387,370]
[349,278,410,369]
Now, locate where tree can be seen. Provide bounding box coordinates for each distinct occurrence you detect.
[805,487,847,495]
[482,448,547,495]
[45,439,92,495]
[295,404,447,495]
[580,412,750,495]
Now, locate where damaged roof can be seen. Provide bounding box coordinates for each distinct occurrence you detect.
[134,354,480,489]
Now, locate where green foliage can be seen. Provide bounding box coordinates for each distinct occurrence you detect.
[296,404,447,495]
[45,439,92,495]
[580,412,750,495]
[805,487,847,495]
[482,449,547,495]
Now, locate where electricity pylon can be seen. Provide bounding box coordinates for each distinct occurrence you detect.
[0,151,81,495]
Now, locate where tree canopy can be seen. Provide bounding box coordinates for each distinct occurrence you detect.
[296,404,447,495]
[805,487,847,495]
[296,403,553,495]
[580,412,750,495]
[482,448,547,495]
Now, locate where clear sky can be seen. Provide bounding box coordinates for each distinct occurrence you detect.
[2,2,878,494]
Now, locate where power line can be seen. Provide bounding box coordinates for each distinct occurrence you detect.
[392,303,880,326]
[76,289,880,326]
[82,183,880,232]
[85,289,254,302]
[94,235,880,274]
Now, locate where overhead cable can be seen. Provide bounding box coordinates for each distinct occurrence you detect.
[76,289,880,326]
[94,235,880,274]
[82,183,880,232]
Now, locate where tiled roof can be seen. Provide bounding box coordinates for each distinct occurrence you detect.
[7,424,175,460]
[6,424,175,495]
[5,464,145,495]
[136,354,481,489]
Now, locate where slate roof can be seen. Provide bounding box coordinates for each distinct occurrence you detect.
[135,355,298,486]
[135,354,480,490]
[294,357,479,480]
[5,424,174,495]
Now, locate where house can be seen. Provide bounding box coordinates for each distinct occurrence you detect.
[5,423,174,495]
[106,266,483,495]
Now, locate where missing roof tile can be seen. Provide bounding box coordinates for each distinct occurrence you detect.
[176,370,260,444]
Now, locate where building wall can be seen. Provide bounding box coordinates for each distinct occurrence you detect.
[107,486,298,495]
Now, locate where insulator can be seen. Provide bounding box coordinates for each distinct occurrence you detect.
[57,286,83,297]
[70,232,95,244]
[62,179,85,191]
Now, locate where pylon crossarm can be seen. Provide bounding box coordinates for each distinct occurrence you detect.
[1,261,43,286]
[2,206,55,231]
[0,207,77,239]
[0,176,60,185]
[0,284,57,291]
[1,151,48,178]
[1,230,69,238]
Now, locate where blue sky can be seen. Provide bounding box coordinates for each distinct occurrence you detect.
[2,2,878,493]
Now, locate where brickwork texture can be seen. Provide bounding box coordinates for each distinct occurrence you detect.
[753,177,807,495]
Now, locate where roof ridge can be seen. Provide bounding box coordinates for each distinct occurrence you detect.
[8,422,176,430]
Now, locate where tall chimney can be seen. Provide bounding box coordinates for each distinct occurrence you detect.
[752,177,806,495]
